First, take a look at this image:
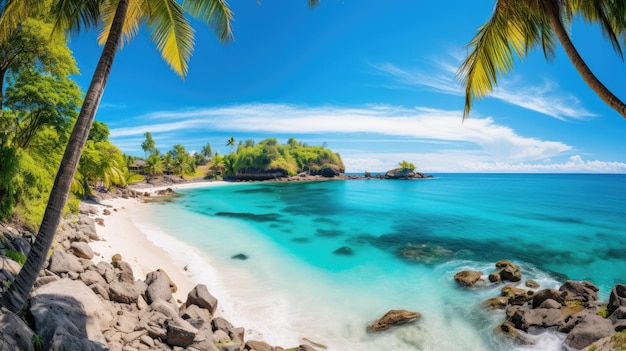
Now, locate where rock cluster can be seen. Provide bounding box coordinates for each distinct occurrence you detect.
[455,260,626,350]
[0,203,323,351]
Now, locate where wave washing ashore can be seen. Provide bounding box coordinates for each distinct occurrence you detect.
[113,174,626,351]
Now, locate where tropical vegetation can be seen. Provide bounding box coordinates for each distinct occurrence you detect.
[205,137,345,180]
[0,0,234,314]
[458,0,626,120]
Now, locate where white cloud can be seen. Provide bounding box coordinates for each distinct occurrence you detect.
[461,155,626,173]
[110,103,576,168]
[371,60,595,121]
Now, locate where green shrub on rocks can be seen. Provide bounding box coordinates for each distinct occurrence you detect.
[5,249,26,266]
[611,330,626,351]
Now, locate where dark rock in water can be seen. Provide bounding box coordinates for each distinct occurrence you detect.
[453,270,483,287]
[316,229,343,238]
[367,309,421,332]
[396,244,453,264]
[333,246,354,256]
[489,260,522,282]
[215,212,280,223]
[292,237,310,243]
[484,296,509,310]
[506,305,564,331]
[231,253,249,260]
[532,288,564,308]
[501,285,533,306]
[525,280,540,289]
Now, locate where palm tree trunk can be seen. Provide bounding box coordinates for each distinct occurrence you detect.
[1,0,130,314]
[545,0,626,119]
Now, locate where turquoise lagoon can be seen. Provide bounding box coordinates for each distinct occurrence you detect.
[136,174,626,351]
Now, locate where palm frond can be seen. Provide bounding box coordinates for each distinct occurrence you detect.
[182,0,233,43]
[571,0,624,58]
[50,0,105,38]
[98,0,149,49]
[457,0,556,119]
[148,0,195,77]
[0,0,51,41]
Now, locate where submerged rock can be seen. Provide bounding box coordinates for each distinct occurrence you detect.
[231,253,249,260]
[367,309,422,332]
[396,244,453,264]
[333,246,354,256]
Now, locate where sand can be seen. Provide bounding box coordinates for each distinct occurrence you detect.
[88,181,228,302]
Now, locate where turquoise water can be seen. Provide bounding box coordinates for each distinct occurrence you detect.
[139,174,626,350]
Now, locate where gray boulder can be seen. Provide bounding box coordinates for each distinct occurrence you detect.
[245,340,274,351]
[111,260,134,283]
[609,284,626,315]
[563,310,615,350]
[70,242,94,259]
[506,305,563,331]
[532,288,564,308]
[108,281,139,304]
[166,317,198,348]
[0,256,21,275]
[559,280,598,305]
[145,270,173,304]
[186,284,218,314]
[0,307,35,351]
[30,279,112,349]
[48,249,84,274]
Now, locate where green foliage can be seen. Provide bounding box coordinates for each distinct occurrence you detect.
[141,132,156,157]
[206,138,345,179]
[75,140,127,197]
[399,160,416,171]
[5,249,26,266]
[597,306,610,318]
[168,144,196,177]
[32,334,44,351]
[88,120,110,142]
[66,198,80,215]
[611,330,626,351]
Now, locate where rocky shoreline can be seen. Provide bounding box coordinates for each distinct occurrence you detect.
[0,187,323,351]
[453,260,626,350]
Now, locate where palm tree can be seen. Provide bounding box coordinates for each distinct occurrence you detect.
[0,0,233,314]
[226,136,236,154]
[458,0,626,120]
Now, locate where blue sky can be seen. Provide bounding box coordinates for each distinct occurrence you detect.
[68,1,626,173]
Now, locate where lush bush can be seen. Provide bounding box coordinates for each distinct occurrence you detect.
[221,138,344,178]
[5,249,27,266]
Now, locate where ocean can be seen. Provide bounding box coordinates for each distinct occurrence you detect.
[135,174,626,351]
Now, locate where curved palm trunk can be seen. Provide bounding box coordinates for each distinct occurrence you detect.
[1,0,130,314]
[545,1,626,119]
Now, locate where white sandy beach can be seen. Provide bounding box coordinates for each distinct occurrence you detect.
[88,181,228,302]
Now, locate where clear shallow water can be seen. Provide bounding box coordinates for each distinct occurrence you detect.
[139,174,626,351]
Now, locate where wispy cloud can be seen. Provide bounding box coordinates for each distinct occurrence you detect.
[371,59,595,121]
[110,103,573,166]
[461,155,626,173]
